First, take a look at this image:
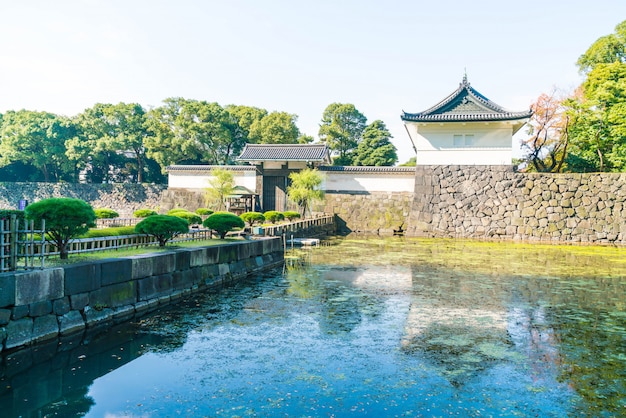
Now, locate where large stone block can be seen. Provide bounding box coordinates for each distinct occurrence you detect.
[33,314,59,342]
[29,300,52,317]
[174,250,190,271]
[84,306,114,328]
[131,252,176,279]
[58,310,85,335]
[5,317,33,350]
[63,262,102,295]
[137,274,172,301]
[100,258,133,286]
[218,244,238,263]
[0,274,16,308]
[90,281,136,308]
[15,269,64,306]
[172,270,194,291]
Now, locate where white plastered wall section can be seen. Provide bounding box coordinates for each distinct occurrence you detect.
[322,172,415,193]
[168,170,257,191]
[406,121,514,166]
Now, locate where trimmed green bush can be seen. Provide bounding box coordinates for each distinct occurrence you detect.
[240,211,265,226]
[170,210,202,225]
[0,209,25,222]
[283,211,301,222]
[195,208,214,216]
[135,215,189,246]
[167,208,188,215]
[25,198,96,259]
[264,211,284,224]
[134,209,157,218]
[94,208,120,219]
[81,226,137,238]
[203,212,245,239]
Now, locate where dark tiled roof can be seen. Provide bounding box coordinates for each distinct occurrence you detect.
[401,77,532,123]
[238,144,331,162]
[319,166,415,173]
[166,165,258,173]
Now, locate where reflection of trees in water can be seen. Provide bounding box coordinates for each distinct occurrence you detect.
[0,274,277,417]
[402,322,515,388]
[543,305,626,416]
[285,264,386,335]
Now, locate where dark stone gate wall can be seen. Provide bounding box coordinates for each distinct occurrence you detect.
[407,165,626,244]
[0,183,166,217]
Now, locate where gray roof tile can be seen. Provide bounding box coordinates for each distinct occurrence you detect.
[401,77,532,123]
[238,144,331,162]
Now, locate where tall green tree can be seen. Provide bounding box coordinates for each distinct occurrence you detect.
[287,168,324,217]
[352,120,397,166]
[204,168,235,211]
[318,103,367,165]
[577,20,626,74]
[144,98,239,170]
[249,111,300,144]
[0,110,74,182]
[565,62,626,172]
[225,105,268,142]
[67,103,153,183]
[25,198,96,259]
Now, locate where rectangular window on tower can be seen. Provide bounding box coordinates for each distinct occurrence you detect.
[453,134,474,147]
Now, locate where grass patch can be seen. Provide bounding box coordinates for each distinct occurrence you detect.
[80,226,138,238]
[44,237,245,267]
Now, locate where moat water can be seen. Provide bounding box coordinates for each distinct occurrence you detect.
[1,237,625,417]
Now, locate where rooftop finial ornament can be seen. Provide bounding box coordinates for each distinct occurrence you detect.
[462,70,469,86]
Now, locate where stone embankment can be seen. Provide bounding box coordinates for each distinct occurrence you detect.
[0,183,166,217]
[408,165,626,244]
[0,238,283,353]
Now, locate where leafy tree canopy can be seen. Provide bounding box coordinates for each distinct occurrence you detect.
[203,212,244,239]
[135,215,189,246]
[204,168,235,211]
[25,198,96,259]
[319,103,367,165]
[249,111,300,144]
[287,168,324,217]
[353,120,397,166]
[0,110,75,182]
[577,20,626,74]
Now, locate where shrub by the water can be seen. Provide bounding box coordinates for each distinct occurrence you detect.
[203,212,245,239]
[264,211,284,224]
[135,215,189,246]
[134,209,157,218]
[94,208,120,219]
[0,209,25,222]
[195,208,214,216]
[81,226,137,238]
[25,198,96,259]
[283,211,301,221]
[170,210,202,225]
[240,211,265,226]
[167,208,187,215]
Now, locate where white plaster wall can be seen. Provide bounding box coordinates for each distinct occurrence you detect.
[323,172,415,192]
[168,171,257,191]
[405,121,514,165]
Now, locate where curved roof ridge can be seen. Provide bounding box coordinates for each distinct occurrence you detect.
[401,77,532,122]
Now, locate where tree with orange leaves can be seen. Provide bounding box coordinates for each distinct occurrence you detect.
[522,91,571,172]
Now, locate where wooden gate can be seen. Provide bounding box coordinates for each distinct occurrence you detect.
[262,176,286,212]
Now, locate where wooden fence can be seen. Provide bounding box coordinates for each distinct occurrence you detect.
[262,214,335,237]
[0,215,46,272]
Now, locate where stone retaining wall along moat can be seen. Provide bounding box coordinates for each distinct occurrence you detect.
[0,238,284,353]
[407,165,626,244]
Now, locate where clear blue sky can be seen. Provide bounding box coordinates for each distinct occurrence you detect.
[1,0,625,163]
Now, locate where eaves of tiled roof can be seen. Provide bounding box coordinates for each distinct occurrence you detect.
[401,77,532,123]
[166,165,258,173]
[318,166,416,174]
[238,144,331,162]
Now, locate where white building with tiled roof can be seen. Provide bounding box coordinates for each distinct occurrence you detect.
[401,76,532,165]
